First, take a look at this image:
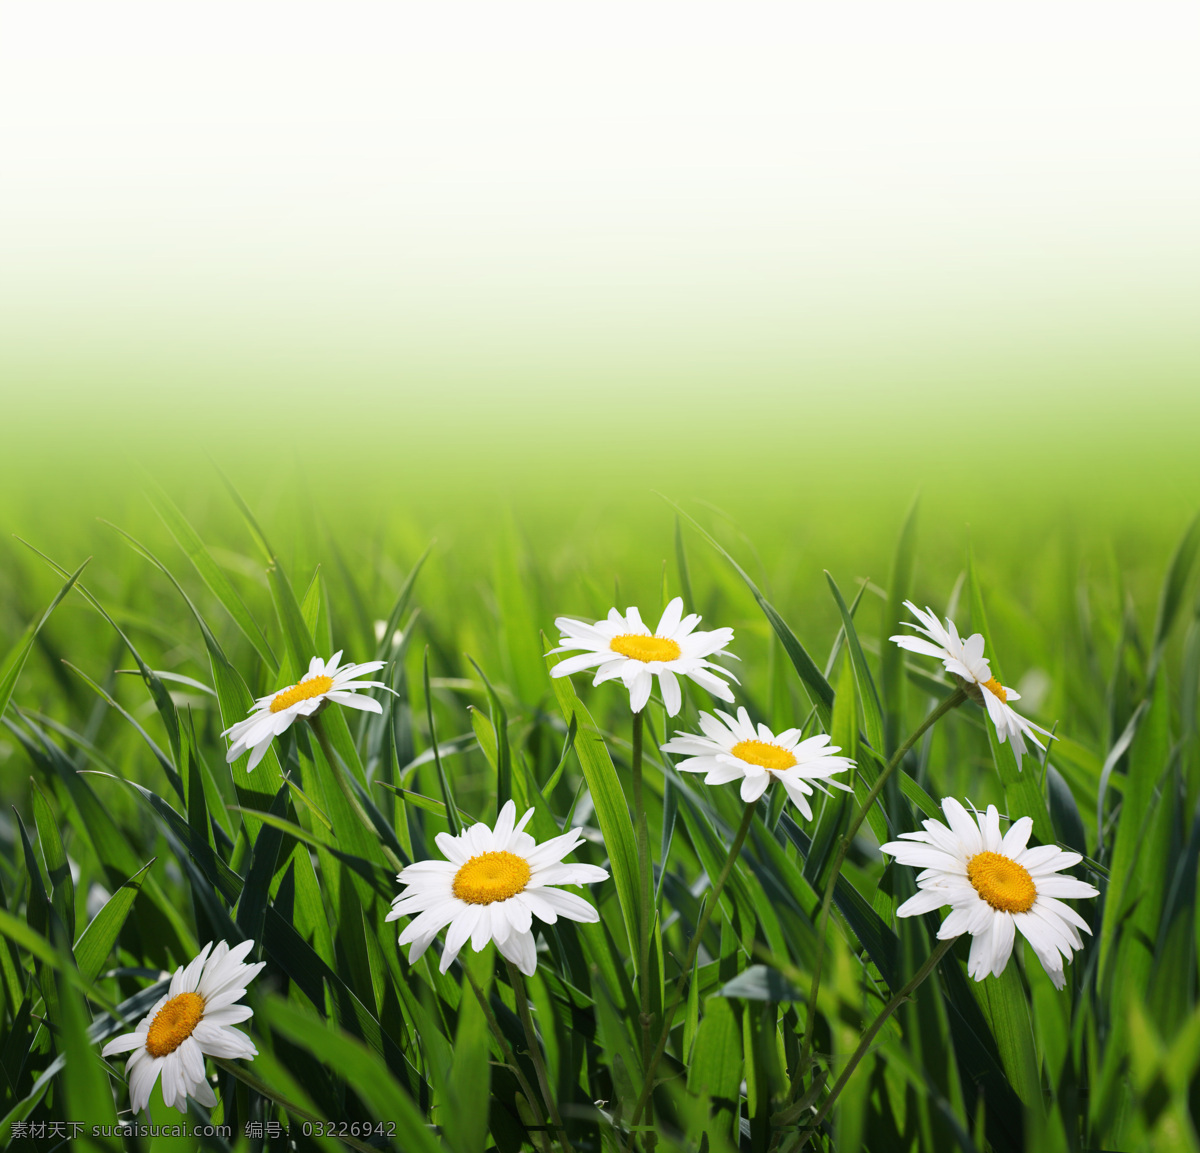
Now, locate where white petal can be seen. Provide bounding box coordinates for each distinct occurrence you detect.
[896,889,951,917]
[999,816,1034,859]
[658,669,682,717]
[103,1031,147,1056]
[439,905,482,972]
[533,887,600,923]
[656,597,684,637]
[940,798,984,857]
[628,671,654,713]
[989,912,1016,977]
[739,771,772,803]
[496,928,538,976]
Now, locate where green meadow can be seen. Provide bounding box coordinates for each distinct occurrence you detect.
[2,376,1200,1153]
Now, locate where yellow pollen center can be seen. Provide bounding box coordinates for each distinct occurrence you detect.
[452,851,532,905]
[981,676,1007,702]
[270,674,334,713]
[609,634,682,663]
[730,739,797,771]
[967,851,1037,913]
[145,992,205,1057]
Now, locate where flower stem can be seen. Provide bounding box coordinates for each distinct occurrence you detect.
[789,935,956,1150]
[792,685,967,1095]
[630,799,758,1132]
[463,963,554,1153]
[504,959,568,1150]
[629,708,655,1120]
[309,712,405,876]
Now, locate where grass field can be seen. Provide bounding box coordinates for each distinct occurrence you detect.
[2,415,1200,1152]
[4,4,1200,1148]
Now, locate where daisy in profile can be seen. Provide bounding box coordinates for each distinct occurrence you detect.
[387,800,609,976]
[222,651,390,770]
[102,940,264,1115]
[881,797,1098,989]
[549,596,736,715]
[662,708,854,817]
[891,602,1051,767]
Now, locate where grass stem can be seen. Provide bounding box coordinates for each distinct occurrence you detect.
[629,708,655,1133]
[309,710,405,876]
[505,958,568,1151]
[788,935,956,1150]
[463,963,554,1153]
[630,798,758,1133]
[792,685,967,1096]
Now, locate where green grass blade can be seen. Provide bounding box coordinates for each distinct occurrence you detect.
[826,570,886,755]
[672,502,834,725]
[686,994,742,1145]
[881,496,919,754]
[256,996,441,1151]
[1149,510,1200,677]
[235,783,290,945]
[423,648,462,836]
[56,957,120,1133]
[141,476,277,669]
[547,647,640,960]
[968,551,1054,842]
[0,558,88,723]
[31,781,74,944]
[467,656,513,812]
[21,538,184,769]
[73,859,155,985]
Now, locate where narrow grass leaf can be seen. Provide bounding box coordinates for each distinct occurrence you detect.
[236,783,290,944]
[424,648,462,836]
[1149,510,1200,677]
[31,781,74,944]
[56,958,120,1136]
[881,496,919,753]
[73,859,155,986]
[968,552,1054,842]
[467,656,513,812]
[672,503,834,726]
[826,570,885,754]
[547,647,640,960]
[0,558,88,723]
[142,474,277,669]
[686,995,742,1144]
[258,996,442,1152]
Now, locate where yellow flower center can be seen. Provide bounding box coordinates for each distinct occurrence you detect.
[452,851,532,905]
[270,674,334,713]
[609,634,682,663]
[145,992,206,1057]
[981,676,1007,702]
[967,851,1037,913]
[730,739,797,771]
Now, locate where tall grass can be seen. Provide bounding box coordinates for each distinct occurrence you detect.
[1,474,1198,1152]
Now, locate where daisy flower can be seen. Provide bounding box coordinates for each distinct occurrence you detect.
[891,601,1051,767]
[386,800,609,976]
[222,651,389,770]
[880,797,1098,989]
[662,707,855,818]
[549,596,736,716]
[102,940,265,1115]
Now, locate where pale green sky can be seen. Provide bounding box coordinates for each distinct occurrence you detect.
[1,1,1197,509]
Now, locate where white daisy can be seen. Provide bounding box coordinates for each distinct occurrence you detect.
[549,596,737,716]
[891,601,1052,767]
[386,800,610,977]
[222,651,390,770]
[102,940,265,1115]
[661,707,855,818]
[880,797,1099,989]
